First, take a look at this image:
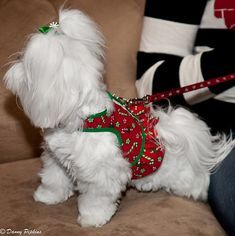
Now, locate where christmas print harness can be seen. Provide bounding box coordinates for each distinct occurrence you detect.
[84,93,164,179]
[83,73,235,180]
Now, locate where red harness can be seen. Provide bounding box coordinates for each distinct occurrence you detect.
[84,94,165,179]
[83,73,235,179]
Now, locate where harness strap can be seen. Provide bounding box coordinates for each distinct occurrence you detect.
[129,73,235,105]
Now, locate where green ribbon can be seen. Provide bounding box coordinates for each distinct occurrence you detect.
[38,22,59,34]
[38,26,51,34]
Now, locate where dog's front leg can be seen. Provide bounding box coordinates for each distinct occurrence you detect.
[75,133,131,227]
[77,183,121,227]
[34,150,74,205]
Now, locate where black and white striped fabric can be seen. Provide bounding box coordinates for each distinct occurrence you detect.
[136,0,235,132]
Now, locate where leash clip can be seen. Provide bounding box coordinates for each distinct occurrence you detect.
[127,95,151,105]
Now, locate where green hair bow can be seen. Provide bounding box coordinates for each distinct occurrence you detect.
[38,22,59,34]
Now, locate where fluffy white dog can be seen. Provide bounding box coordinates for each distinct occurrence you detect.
[4,9,235,227]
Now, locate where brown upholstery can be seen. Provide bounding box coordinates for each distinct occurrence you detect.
[0,0,226,235]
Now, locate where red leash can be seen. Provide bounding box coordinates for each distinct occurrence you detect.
[128,73,235,105]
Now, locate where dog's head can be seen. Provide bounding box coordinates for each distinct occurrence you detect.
[4,9,105,130]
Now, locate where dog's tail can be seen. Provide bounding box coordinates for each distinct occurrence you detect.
[152,106,234,173]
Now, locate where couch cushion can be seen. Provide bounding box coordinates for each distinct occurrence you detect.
[0,158,225,235]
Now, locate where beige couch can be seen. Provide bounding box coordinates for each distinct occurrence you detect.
[0,0,226,235]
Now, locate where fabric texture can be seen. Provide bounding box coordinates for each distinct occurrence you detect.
[209,147,235,236]
[84,94,165,179]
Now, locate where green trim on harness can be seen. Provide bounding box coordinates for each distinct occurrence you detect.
[82,92,147,167]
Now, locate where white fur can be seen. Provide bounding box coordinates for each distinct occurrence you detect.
[4,9,235,227]
[4,9,112,131]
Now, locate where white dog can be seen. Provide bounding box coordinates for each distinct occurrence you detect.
[4,9,234,227]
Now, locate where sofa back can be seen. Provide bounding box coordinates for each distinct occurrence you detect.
[0,0,144,163]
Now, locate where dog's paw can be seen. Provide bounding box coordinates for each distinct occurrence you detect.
[134,181,153,192]
[77,215,108,228]
[77,203,117,227]
[34,185,74,205]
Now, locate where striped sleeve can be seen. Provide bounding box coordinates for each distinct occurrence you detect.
[136,0,235,106]
[136,0,207,104]
[194,0,235,104]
